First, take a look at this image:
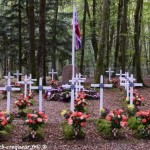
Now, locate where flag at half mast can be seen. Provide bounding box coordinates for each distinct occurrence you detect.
[73,6,81,50]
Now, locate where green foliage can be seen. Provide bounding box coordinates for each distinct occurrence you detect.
[4,124,13,133]
[96,119,111,138]
[36,127,44,138]
[128,117,142,130]
[61,121,75,140]
[0,130,9,138]
[61,121,85,140]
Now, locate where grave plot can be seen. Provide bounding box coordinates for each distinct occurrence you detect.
[0,75,150,149]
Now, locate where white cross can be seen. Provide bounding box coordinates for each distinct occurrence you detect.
[69,74,85,98]
[31,77,52,111]
[13,70,22,82]
[106,67,114,81]
[129,74,143,105]
[62,80,83,111]
[48,68,58,80]
[91,75,112,114]
[28,74,37,92]
[62,83,83,96]
[4,72,14,79]
[116,69,125,85]
[18,75,34,98]
[0,73,20,114]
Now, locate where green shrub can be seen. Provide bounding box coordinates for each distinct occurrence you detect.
[61,122,85,140]
[128,117,142,130]
[96,119,111,138]
[4,124,13,133]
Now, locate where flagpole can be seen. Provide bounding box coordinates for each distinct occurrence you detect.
[71,0,76,111]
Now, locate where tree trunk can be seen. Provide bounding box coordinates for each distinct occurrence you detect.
[37,0,46,82]
[51,0,58,80]
[119,0,128,73]
[80,0,87,74]
[28,0,36,78]
[114,0,123,74]
[94,0,110,82]
[106,1,111,69]
[134,0,144,84]
[18,0,22,80]
[86,0,98,62]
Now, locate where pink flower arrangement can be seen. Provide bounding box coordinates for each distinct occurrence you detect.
[133,94,144,106]
[74,93,87,113]
[15,94,33,110]
[136,110,150,125]
[65,111,89,133]
[105,109,128,129]
[25,111,48,131]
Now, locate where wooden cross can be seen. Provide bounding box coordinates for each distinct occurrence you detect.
[48,68,58,80]
[18,75,34,98]
[31,77,52,111]
[0,73,20,114]
[91,75,112,114]
[28,74,37,92]
[105,67,114,81]
[13,70,22,82]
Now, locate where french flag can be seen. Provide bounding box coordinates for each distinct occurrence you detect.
[74,9,81,50]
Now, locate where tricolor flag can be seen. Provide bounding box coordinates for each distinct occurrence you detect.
[73,7,81,50]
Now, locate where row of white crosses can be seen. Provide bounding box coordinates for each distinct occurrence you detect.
[62,73,86,110]
[0,72,20,114]
[120,72,143,105]
[116,69,125,85]
[91,75,112,115]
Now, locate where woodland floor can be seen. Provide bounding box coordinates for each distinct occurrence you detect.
[0,77,150,150]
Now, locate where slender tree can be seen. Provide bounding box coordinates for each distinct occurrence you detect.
[18,0,22,80]
[119,0,128,73]
[37,0,46,83]
[28,0,36,78]
[94,0,110,82]
[51,0,59,80]
[134,0,144,84]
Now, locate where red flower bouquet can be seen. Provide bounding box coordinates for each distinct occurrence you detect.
[0,111,14,132]
[74,93,87,113]
[15,95,33,110]
[106,109,128,129]
[25,111,48,131]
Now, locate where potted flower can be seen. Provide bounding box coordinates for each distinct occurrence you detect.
[24,111,48,139]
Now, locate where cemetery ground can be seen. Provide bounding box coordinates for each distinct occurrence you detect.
[0,78,150,150]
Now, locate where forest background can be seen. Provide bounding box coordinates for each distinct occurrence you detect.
[0,0,149,84]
